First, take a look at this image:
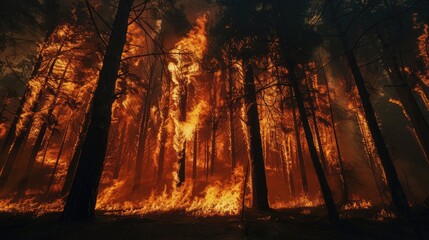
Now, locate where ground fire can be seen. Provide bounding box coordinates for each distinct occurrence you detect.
[0,0,429,239]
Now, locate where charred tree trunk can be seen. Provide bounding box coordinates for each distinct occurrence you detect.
[0,55,60,191]
[156,72,170,184]
[383,46,429,162]
[17,62,70,196]
[133,61,156,191]
[61,90,95,196]
[176,84,188,187]
[205,137,209,181]
[291,98,309,194]
[40,128,54,168]
[210,119,217,176]
[46,122,70,195]
[319,53,349,203]
[305,75,330,172]
[61,0,133,221]
[0,27,57,171]
[286,59,339,224]
[228,66,237,171]
[242,58,269,210]
[327,0,410,217]
[113,122,127,179]
[192,130,197,181]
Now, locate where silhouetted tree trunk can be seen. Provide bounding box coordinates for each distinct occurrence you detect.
[318,53,349,203]
[381,41,429,161]
[210,119,217,176]
[228,65,237,171]
[205,137,209,181]
[156,70,170,184]
[133,60,156,191]
[113,122,127,179]
[16,62,70,196]
[0,54,61,190]
[46,121,70,195]
[327,0,410,217]
[192,130,197,180]
[242,58,269,210]
[61,90,95,196]
[176,83,187,187]
[291,96,309,194]
[305,74,329,172]
[0,25,58,171]
[61,0,133,221]
[286,58,339,224]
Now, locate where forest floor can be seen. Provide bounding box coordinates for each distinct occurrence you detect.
[0,207,428,240]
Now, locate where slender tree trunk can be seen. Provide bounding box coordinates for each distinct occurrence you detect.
[205,138,209,181]
[61,91,95,196]
[17,62,70,196]
[228,66,237,171]
[133,63,155,191]
[242,58,269,210]
[192,130,197,181]
[176,82,188,187]
[0,55,60,190]
[327,0,410,217]
[287,59,339,224]
[40,129,54,168]
[46,122,70,195]
[384,48,429,162]
[291,98,309,194]
[113,122,127,179]
[305,75,330,172]
[61,0,133,221]
[156,74,170,184]
[210,120,216,176]
[0,28,56,170]
[318,53,349,203]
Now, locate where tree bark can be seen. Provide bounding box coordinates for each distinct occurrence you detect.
[61,0,133,221]
[0,27,57,171]
[242,58,269,210]
[327,0,410,217]
[61,90,95,196]
[287,59,339,224]
[318,53,349,203]
[192,130,197,180]
[228,65,237,171]
[46,121,70,195]
[16,62,70,196]
[291,97,309,194]
[133,60,156,191]
[0,55,60,190]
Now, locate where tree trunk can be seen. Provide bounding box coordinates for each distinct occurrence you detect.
[0,55,60,190]
[192,130,197,181]
[61,90,95,196]
[113,122,127,179]
[61,0,133,221]
[228,66,237,171]
[16,62,70,196]
[318,53,349,203]
[210,119,216,176]
[327,0,410,217]
[242,58,269,210]
[384,48,429,162]
[287,58,339,224]
[156,71,170,184]
[46,122,70,195]
[133,61,156,191]
[0,27,57,171]
[291,97,309,194]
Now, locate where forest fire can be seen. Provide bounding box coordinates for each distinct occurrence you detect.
[1,0,429,239]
